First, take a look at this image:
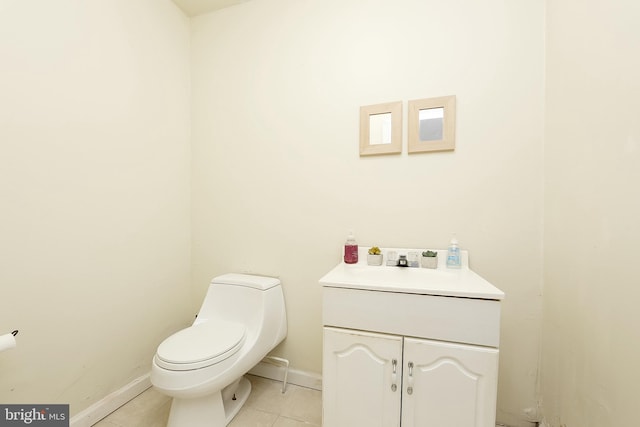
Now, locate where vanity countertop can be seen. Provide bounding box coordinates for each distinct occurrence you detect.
[319,248,504,301]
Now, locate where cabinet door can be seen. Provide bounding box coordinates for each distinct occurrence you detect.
[401,337,499,427]
[323,327,402,427]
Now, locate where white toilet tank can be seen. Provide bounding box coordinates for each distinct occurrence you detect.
[195,274,287,347]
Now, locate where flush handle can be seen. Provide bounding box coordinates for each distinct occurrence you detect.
[391,359,398,392]
[407,361,414,395]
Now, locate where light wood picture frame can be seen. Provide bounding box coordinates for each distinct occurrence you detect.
[359,101,403,156]
[408,95,456,154]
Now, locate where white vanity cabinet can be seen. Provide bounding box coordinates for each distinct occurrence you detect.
[323,328,499,427]
[323,328,402,427]
[399,337,499,427]
[320,248,504,427]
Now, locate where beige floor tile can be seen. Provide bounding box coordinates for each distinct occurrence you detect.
[272,416,319,427]
[91,374,502,427]
[94,388,171,427]
[92,375,321,427]
[228,407,279,427]
[245,375,321,426]
[93,420,120,427]
[279,386,322,425]
[244,375,292,415]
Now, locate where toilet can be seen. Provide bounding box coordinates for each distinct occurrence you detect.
[151,273,287,427]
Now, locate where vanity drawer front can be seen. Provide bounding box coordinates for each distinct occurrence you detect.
[323,287,501,347]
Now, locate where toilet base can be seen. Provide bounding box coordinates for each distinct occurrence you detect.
[166,377,252,427]
[223,376,251,424]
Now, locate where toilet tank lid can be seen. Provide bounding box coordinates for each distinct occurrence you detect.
[212,273,280,290]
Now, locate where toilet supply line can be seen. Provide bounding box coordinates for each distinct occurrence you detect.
[262,356,290,394]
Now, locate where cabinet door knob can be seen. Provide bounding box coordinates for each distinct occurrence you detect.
[391,359,398,392]
[407,362,414,395]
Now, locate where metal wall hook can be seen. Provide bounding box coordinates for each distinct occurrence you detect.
[11,330,18,336]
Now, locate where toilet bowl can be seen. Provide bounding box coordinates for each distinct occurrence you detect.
[151,273,287,427]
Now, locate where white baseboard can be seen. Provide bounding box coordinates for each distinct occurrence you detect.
[249,361,322,391]
[70,374,151,427]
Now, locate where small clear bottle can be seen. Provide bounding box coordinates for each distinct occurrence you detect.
[344,231,359,264]
[446,235,461,269]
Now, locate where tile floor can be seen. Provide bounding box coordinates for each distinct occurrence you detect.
[94,375,322,427]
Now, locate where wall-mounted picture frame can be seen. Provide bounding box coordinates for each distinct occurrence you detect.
[408,95,456,154]
[359,101,403,156]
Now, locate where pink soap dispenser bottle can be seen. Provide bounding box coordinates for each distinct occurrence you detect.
[344,231,359,264]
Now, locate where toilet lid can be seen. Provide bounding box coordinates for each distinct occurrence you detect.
[156,320,246,370]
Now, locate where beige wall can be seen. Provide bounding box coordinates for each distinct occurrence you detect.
[13,1,637,425]
[191,1,544,425]
[0,0,192,416]
[542,0,640,426]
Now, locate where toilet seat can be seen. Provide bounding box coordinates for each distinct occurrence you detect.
[155,320,246,371]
